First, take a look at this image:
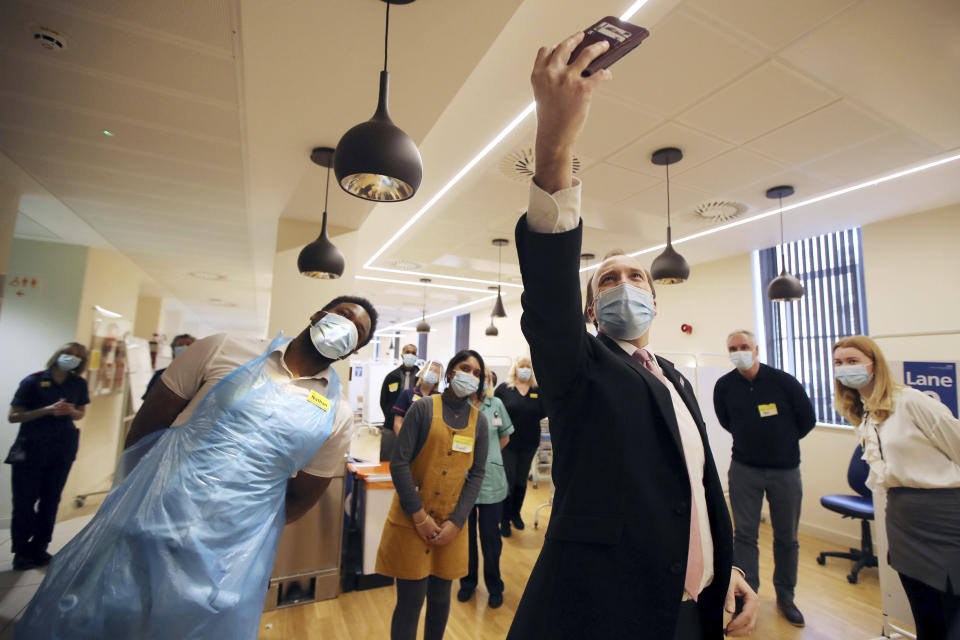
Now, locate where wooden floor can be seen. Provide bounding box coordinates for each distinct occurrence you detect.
[259,483,886,639]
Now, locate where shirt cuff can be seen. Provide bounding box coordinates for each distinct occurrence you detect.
[732,566,746,579]
[527,178,581,233]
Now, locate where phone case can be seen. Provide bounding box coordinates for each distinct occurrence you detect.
[569,16,650,77]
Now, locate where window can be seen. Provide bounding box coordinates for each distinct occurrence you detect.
[418,332,428,362]
[454,313,470,353]
[759,227,869,424]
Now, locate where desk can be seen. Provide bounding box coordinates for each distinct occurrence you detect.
[342,462,396,590]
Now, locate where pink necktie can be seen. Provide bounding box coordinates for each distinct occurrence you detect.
[633,348,705,600]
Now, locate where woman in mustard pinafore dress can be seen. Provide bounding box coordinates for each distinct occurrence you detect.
[377,350,489,640]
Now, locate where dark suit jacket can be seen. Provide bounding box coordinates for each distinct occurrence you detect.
[378,364,419,424]
[507,216,734,639]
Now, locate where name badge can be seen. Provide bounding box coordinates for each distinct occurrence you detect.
[493,415,503,427]
[530,393,539,399]
[758,403,778,418]
[40,381,52,388]
[388,382,399,392]
[452,434,473,453]
[308,390,331,412]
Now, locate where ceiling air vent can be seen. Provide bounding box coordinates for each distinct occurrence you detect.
[33,27,67,52]
[692,200,745,224]
[390,259,423,271]
[499,147,581,183]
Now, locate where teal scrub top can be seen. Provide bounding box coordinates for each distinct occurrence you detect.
[473,395,514,504]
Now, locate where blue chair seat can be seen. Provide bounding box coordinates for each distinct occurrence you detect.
[820,493,874,520]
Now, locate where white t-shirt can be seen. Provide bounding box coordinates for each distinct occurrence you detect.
[160,333,354,477]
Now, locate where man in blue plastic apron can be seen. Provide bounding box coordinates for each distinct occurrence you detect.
[16,296,377,639]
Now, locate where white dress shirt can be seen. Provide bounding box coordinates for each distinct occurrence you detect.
[161,333,355,477]
[527,179,715,598]
[860,386,960,491]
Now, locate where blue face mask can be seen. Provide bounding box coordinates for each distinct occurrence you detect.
[516,367,532,381]
[450,370,480,398]
[729,351,755,370]
[402,353,417,368]
[173,345,190,358]
[594,283,655,341]
[835,365,873,389]
[57,354,81,371]
[309,312,359,360]
[422,370,440,386]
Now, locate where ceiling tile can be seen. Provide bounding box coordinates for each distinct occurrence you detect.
[579,163,661,204]
[801,133,943,185]
[687,0,857,52]
[780,0,960,149]
[745,100,890,165]
[576,93,663,160]
[607,121,733,176]
[605,9,765,117]
[672,148,785,195]
[677,61,838,144]
[618,182,715,219]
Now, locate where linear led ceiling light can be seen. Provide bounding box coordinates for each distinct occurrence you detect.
[356,275,495,293]
[380,293,501,334]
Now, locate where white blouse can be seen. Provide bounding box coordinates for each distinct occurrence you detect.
[859,386,960,491]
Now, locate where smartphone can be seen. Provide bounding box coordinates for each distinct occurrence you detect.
[569,17,650,77]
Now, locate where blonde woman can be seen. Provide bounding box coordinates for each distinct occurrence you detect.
[495,357,545,536]
[833,336,960,639]
[6,342,89,570]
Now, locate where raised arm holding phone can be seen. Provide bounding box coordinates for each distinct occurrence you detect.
[507,32,757,640]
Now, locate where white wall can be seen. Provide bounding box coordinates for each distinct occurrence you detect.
[0,239,88,525]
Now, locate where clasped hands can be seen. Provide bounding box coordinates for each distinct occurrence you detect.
[413,512,459,546]
[47,398,77,417]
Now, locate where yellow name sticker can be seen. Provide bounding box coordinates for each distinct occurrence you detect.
[758,403,778,418]
[530,393,539,399]
[40,381,52,388]
[308,390,331,412]
[388,382,399,392]
[452,434,474,453]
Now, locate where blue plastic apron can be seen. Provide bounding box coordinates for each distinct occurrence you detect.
[16,335,341,639]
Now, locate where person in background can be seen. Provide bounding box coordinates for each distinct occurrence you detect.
[507,33,757,638]
[6,343,90,571]
[833,335,960,640]
[376,350,488,640]
[495,357,545,537]
[382,360,444,461]
[380,344,420,421]
[713,329,816,627]
[143,334,196,399]
[458,369,513,608]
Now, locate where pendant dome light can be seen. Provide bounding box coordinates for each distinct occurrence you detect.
[334,0,422,202]
[650,147,690,284]
[485,316,499,336]
[765,185,805,302]
[491,238,509,318]
[298,147,346,278]
[416,278,431,333]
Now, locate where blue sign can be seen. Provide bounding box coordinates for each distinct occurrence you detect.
[903,361,958,418]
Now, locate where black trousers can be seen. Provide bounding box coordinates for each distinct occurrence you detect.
[461,502,504,595]
[10,460,73,556]
[899,572,960,640]
[501,445,538,523]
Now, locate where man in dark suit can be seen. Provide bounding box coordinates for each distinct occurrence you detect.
[378,343,419,421]
[507,33,758,639]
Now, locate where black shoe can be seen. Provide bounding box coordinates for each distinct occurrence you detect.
[511,516,525,531]
[488,593,503,609]
[12,554,37,571]
[500,522,511,537]
[33,550,52,567]
[457,587,474,602]
[777,600,805,627]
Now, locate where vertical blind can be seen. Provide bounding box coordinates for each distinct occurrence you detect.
[454,313,470,354]
[759,227,869,424]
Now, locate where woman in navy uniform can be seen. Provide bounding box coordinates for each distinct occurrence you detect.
[6,342,89,570]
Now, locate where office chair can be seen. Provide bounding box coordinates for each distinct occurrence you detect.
[817,444,878,584]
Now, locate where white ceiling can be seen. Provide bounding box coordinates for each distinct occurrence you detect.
[2,0,959,332]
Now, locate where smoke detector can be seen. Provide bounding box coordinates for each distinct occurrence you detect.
[32,27,67,52]
[499,147,582,183]
[692,200,745,224]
